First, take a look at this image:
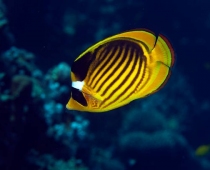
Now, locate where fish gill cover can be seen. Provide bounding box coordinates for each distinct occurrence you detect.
[0,0,210,170]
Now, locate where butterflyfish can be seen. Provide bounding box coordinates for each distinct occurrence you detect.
[66,29,175,112]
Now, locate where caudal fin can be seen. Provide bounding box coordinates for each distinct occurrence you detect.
[138,34,175,97]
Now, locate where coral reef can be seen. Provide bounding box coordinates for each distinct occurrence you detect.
[0,0,210,170]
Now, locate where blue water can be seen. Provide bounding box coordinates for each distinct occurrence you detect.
[0,0,210,169]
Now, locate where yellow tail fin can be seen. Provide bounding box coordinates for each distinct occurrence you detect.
[139,34,174,97]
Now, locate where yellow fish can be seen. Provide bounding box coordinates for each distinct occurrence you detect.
[66,29,175,112]
[195,144,210,157]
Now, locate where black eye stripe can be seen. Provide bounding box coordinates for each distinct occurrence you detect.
[71,51,95,81]
[71,87,87,106]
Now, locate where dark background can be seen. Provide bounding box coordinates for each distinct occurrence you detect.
[4,0,210,101]
[1,0,210,169]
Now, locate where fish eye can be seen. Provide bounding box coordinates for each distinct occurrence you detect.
[71,87,87,106]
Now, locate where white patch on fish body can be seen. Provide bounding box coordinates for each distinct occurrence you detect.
[72,81,84,91]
